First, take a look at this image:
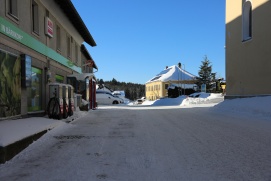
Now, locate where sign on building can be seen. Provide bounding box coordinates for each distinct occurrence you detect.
[45,17,53,38]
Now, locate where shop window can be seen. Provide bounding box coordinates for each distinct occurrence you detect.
[27,67,42,112]
[32,0,39,34]
[0,49,21,117]
[243,1,252,41]
[8,0,18,19]
[55,74,64,83]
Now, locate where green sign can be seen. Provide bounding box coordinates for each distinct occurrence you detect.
[0,16,82,73]
[55,74,64,81]
[32,67,42,74]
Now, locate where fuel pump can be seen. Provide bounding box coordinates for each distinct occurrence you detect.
[48,83,64,119]
[62,84,69,119]
[67,84,74,116]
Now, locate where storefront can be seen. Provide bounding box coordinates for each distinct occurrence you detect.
[0,17,82,119]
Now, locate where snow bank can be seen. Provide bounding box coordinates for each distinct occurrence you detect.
[181,93,224,106]
[0,118,64,147]
[139,93,223,107]
[151,96,186,106]
[212,96,271,118]
[138,93,271,119]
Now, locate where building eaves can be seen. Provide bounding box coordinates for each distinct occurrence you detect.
[81,44,98,69]
[54,0,97,47]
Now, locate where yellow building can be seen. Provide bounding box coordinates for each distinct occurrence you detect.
[226,0,271,98]
[145,65,197,100]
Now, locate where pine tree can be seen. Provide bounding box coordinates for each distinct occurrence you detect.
[197,56,215,91]
[111,78,118,85]
[99,79,104,85]
[99,79,145,100]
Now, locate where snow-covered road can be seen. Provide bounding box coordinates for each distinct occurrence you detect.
[1,106,271,181]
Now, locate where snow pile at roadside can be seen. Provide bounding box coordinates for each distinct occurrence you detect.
[212,96,271,118]
[140,100,155,106]
[181,93,223,106]
[141,93,223,107]
[124,93,271,120]
[150,96,186,106]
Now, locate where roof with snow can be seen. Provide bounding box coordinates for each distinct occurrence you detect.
[146,65,197,83]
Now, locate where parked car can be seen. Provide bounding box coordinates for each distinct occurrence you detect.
[96,91,124,105]
[137,99,143,104]
[134,98,145,105]
[112,91,125,99]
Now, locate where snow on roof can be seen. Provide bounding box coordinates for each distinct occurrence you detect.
[146,65,196,83]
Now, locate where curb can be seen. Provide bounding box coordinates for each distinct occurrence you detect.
[0,130,47,164]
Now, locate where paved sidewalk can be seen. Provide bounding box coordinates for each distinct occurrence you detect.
[0,117,62,147]
[0,117,63,163]
[0,110,87,163]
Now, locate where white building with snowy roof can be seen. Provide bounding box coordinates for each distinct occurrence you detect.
[145,65,198,100]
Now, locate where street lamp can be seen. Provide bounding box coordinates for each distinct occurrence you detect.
[183,64,186,95]
[177,62,186,95]
[178,62,181,96]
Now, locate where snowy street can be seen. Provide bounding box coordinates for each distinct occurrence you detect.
[1,104,271,181]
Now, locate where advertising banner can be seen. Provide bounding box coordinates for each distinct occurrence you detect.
[0,50,21,118]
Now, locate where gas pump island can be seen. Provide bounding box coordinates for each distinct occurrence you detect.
[47,83,74,120]
[46,74,97,120]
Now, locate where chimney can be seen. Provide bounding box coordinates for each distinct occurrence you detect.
[166,66,168,69]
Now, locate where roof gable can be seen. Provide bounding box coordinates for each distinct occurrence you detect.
[146,65,196,83]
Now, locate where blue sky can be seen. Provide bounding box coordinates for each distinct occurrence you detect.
[71,0,225,84]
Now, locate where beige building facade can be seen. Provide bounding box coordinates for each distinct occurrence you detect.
[146,81,168,101]
[0,0,96,119]
[226,0,271,98]
[145,65,197,100]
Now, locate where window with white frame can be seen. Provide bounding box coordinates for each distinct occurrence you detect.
[243,1,252,41]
